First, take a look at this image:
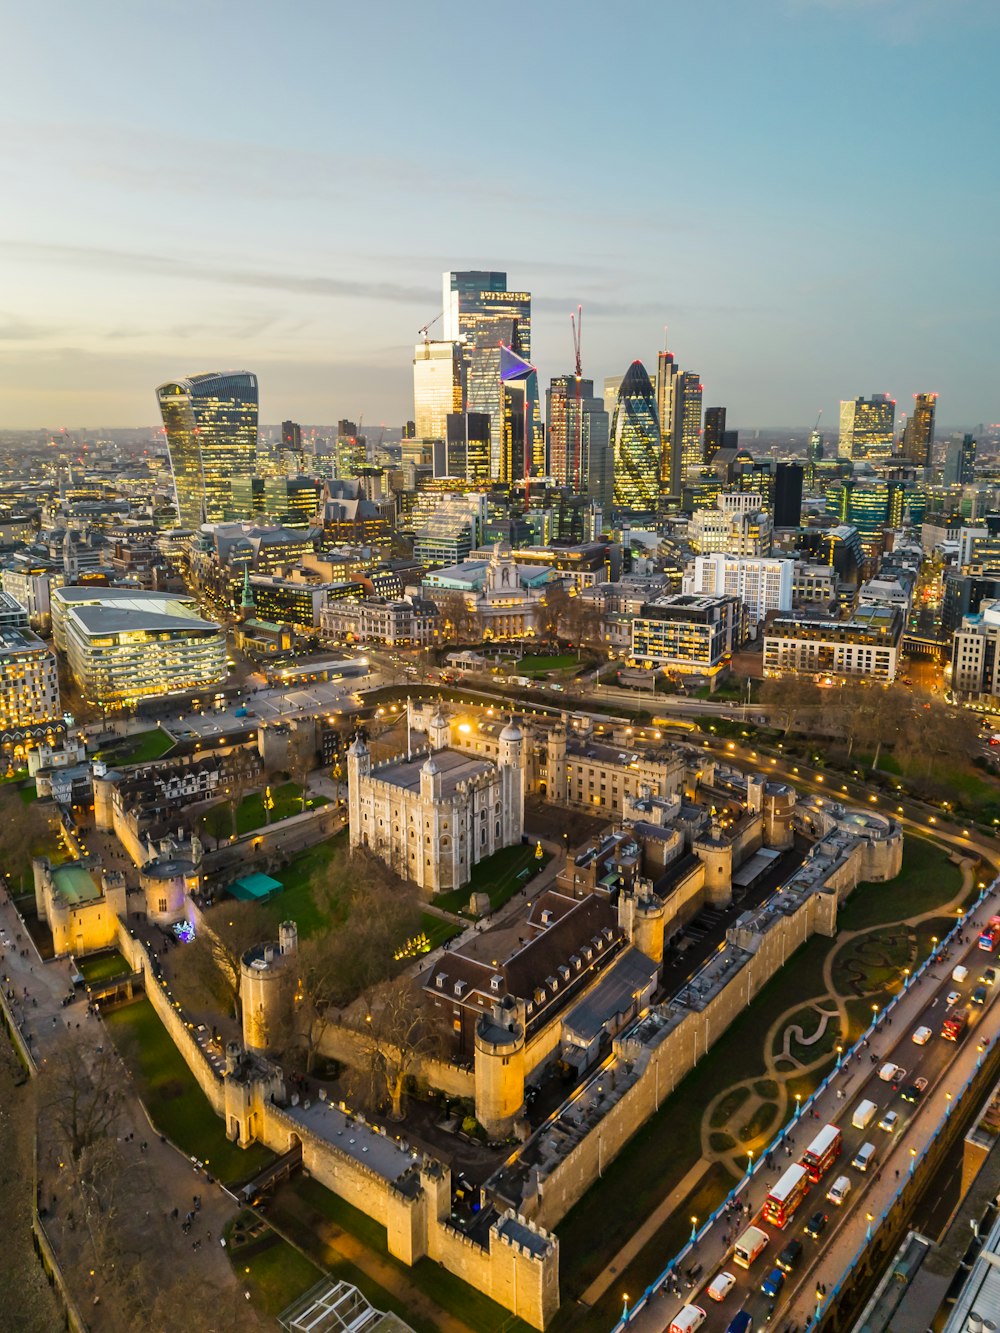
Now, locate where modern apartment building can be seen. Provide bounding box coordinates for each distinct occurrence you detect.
[0,592,63,765]
[683,554,793,624]
[763,604,903,683]
[631,593,744,679]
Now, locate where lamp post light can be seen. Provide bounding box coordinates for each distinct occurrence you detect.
[871,1002,879,1028]
[931,935,939,955]
[946,1091,954,1117]
[866,1211,874,1242]
[815,1287,823,1321]
[836,1044,843,1068]
[622,1293,630,1322]
[690,1216,698,1244]
[747,1149,754,1176]
[903,968,910,991]
[978,1042,985,1070]
[909,1146,917,1177]
[795,1093,802,1119]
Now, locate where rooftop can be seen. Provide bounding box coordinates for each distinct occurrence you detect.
[375,746,493,796]
[283,1100,420,1188]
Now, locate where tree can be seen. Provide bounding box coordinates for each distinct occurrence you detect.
[289,728,317,812]
[757,675,821,737]
[223,746,259,838]
[540,578,572,644]
[347,977,447,1120]
[0,784,55,888]
[36,1037,127,1162]
[566,592,604,652]
[173,899,270,1019]
[436,591,478,644]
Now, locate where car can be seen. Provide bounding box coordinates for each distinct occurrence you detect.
[827,1175,852,1206]
[947,990,962,1006]
[879,1062,906,1083]
[777,1238,803,1272]
[761,1267,786,1299]
[878,1110,899,1132]
[707,1271,737,1303]
[668,1305,706,1333]
[983,968,997,986]
[912,1025,932,1045]
[901,1077,929,1103]
[974,985,989,1005]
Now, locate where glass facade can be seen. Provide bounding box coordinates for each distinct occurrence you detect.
[442,271,535,478]
[413,341,464,440]
[901,392,937,467]
[838,394,896,460]
[156,371,258,528]
[676,371,704,484]
[611,361,661,515]
[655,350,678,499]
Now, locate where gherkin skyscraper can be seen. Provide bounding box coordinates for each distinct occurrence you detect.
[611,360,660,515]
[157,371,258,529]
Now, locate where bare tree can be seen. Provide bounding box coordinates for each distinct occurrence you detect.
[436,590,479,644]
[347,977,447,1120]
[37,1038,127,1162]
[288,729,317,813]
[757,675,821,737]
[175,899,270,1019]
[540,578,572,644]
[224,746,259,839]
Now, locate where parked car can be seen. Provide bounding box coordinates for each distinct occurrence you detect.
[707,1272,737,1303]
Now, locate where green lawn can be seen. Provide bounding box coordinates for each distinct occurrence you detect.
[96,728,175,765]
[517,653,577,672]
[104,998,273,1184]
[78,950,130,983]
[236,782,329,835]
[838,837,963,932]
[433,843,550,915]
[419,911,464,950]
[228,1231,325,1318]
[253,830,349,938]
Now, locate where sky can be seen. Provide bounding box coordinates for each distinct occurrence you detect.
[1,0,998,433]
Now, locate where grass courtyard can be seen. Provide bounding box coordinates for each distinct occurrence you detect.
[78,950,131,984]
[517,653,578,673]
[95,727,175,765]
[434,842,550,915]
[202,781,331,843]
[104,997,273,1184]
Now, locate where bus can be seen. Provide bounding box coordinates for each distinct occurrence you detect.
[800,1123,842,1183]
[979,917,1000,952]
[942,1008,969,1041]
[762,1163,811,1229]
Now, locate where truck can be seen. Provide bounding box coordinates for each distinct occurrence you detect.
[852,1098,878,1130]
[942,1008,969,1041]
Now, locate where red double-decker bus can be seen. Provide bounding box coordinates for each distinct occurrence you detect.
[800,1123,842,1183]
[762,1163,811,1229]
[979,917,1000,952]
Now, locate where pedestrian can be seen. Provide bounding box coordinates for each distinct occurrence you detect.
[895,1169,900,1179]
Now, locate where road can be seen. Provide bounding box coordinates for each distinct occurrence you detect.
[619,882,1000,1333]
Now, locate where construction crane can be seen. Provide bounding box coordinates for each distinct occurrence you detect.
[418,312,443,344]
[571,305,583,491]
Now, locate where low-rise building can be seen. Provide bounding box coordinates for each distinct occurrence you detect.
[630,593,744,680]
[0,592,64,767]
[763,604,903,683]
[321,596,439,647]
[952,599,1000,704]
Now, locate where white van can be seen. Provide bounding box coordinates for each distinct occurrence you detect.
[852,1098,878,1130]
[827,1174,852,1205]
[669,1305,707,1333]
[733,1224,770,1268]
[852,1141,877,1172]
[953,964,969,984]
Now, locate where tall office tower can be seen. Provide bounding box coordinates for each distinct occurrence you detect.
[901,392,937,467]
[611,361,661,515]
[675,371,704,484]
[413,340,464,440]
[402,420,416,439]
[156,371,258,529]
[445,412,491,482]
[546,376,612,502]
[838,394,896,460]
[944,433,978,487]
[655,348,679,500]
[703,407,727,464]
[498,346,542,486]
[773,462,804,527]
[442,270,533,478]
[337,418,358,439]
[335,425,367,479]
[809,429,824,463]
[281,420,302,452]
[603,375,623,422]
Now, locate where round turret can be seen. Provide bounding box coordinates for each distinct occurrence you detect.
[474,997,526,1138]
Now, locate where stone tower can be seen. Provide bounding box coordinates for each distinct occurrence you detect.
[428,706,450,752]
[346,731,371,850]
[474,996,526,1138]
[618,880,666,965]
[241,920,298,1054]
[546,722,567,802]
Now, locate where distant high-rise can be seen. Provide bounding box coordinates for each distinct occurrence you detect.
[655,349,679,500]
[808,429,824,463]
[413,340,464,440]
[156,371,258,529]
[442,270,533,478]
[774,462,804,528]
[603,375,623,423]
[703,407,727,464]
[675,372,704,484]
[944,433,977,487]
[281,420,302,452]
[546,375,611,504]
[445,412,491,483]
[499,345,541,486]
[611,361,660,515]
[901,392,937,467]
[839,394,896,461]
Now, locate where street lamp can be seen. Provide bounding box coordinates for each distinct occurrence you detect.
[978,1042,985,1069]
[836,1044,843,1068]
[690,1216,698,1243]
[621,1293,629,1321]
[795,1093,802,1119]
[871,1002,879,1027]
[747,1149,754,1175]
[931,936,939,953]
[946,1091,954,1117]
[909,1146,917,1177]
[866,1211,874,1242]
[815,1287,823,1320]
[903,968,910,990]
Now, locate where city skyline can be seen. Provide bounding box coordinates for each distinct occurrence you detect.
[1,0,998,430]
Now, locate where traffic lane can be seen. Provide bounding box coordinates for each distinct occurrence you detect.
[682,973,1000,1327]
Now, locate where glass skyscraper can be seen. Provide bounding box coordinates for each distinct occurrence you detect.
[901,392,937,467]
[611,361,661,516]
[156,371,258,529]
[546,375,611,504]
[838,394,896,461]
[413,340,464,440]
[442,271,535,479]
[655,348,679,500]
[676,371,704,484]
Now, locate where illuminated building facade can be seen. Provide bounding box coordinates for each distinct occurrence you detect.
[675,371,704,484]
[443,271,534,478]
[611,361,661,515]
[838,394,896,461]
[156,371,258,528]
[655,348,679,500]
[413,341,464,440]
[631,593,744,678]
[764,604,903,683]
[445,412,491,483]
[703,407,727,464]
[545,376,612,505]
[901,392,937,467]
[824,479,924,554]
[53,588,225,708]
[0,593,63,767]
